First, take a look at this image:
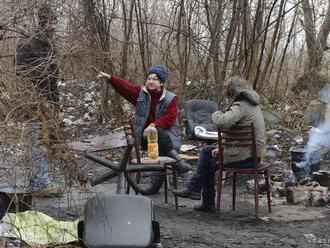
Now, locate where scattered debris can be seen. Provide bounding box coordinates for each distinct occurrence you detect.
[259,216,270,222]
[286,183,328,206]
[313,170,330,187]
[1,211,79,246]
[246,179,267,194]
[304,233,317,243]
[180,144,197,152]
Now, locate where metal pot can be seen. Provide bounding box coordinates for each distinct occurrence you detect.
[312,170,330,187]
[290,146,319,163]
[290,146,317,162]
[290,146,321,180]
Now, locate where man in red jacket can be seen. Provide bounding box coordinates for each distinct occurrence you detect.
[95,65,191,174]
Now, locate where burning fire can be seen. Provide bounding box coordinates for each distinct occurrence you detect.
[305,84,330,168]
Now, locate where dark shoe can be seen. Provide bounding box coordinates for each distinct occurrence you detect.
[172,188,201,200]
[167,150,192,174]
[193,204,215,213]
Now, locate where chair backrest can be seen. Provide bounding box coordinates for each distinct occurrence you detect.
[217,123,258,168]
[184,100,218,138]
[123,120,141,164]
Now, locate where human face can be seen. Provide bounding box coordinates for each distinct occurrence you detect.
[44,19,58,37]
[146,73,163,92]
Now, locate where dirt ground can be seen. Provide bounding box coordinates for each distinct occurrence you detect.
[48,81,330,245]
[29,129,330,248]
[33,175,330,248]
[2,68,330,247]
[155,195,330,248]
[5,124,329,248]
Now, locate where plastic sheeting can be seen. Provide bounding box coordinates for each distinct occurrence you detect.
[5,211,79,245]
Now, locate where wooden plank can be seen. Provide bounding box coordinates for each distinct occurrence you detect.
[132,156,176,164]
[68,130,127,152]
[0,159,32,192]
[179,154,199,161]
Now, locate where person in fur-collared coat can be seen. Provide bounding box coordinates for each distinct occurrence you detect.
[173,76,266,213]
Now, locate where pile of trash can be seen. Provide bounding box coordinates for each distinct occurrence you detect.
[59,79,100,127]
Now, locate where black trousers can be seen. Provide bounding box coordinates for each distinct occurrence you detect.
[141,127,174,156]
[189,145,257,206]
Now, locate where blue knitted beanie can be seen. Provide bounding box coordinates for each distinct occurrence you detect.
[147,66,167,83]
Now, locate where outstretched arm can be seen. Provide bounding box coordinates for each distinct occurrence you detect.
[92,66,141,104]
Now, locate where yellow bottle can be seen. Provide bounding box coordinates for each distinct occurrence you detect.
[147,126,159,160]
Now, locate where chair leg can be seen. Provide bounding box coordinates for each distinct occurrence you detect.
[171,164,179,210]
[232,172,236,211]
[222,171,227,188]
[135,173,141,195]
[264,170,272,213]
[126,180,131,194]
[164,169,168,204]
[254,171,259,220]
[216,169,224,215]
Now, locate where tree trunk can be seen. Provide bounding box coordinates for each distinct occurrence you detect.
[220,0,239,82]
[253,0,279,90]
[241,0,265,83]
[135,0,151,74]
[176,0,193,108]
[203,0,224,103]
[83,0,116,123]
[302,0,330,73]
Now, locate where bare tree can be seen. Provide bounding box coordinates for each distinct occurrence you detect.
[175,0,194,107]
[83,0,116,123]
[134,0,151,74]
[203,0,224,84]
[301,0,330,73]
[240,0,265,84]
[273,7,298,100]
[3,0,330,128]
[219,0,240,83]
[253,0,280,90]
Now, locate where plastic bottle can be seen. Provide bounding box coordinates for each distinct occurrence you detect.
[147,126,159,160]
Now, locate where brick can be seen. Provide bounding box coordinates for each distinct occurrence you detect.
[286,185,328,205]
[286,186,311,205]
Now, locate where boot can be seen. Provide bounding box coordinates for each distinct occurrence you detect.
[172,188,201,200]
[168,150,192,174]
[193,203,215,213]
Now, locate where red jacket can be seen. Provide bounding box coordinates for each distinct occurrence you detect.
[109,76,178,129]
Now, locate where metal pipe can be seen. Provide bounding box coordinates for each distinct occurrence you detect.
[116,172,125,194]
[90,171,118,186]
[125,164,164,173]
[85,153,121,171]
